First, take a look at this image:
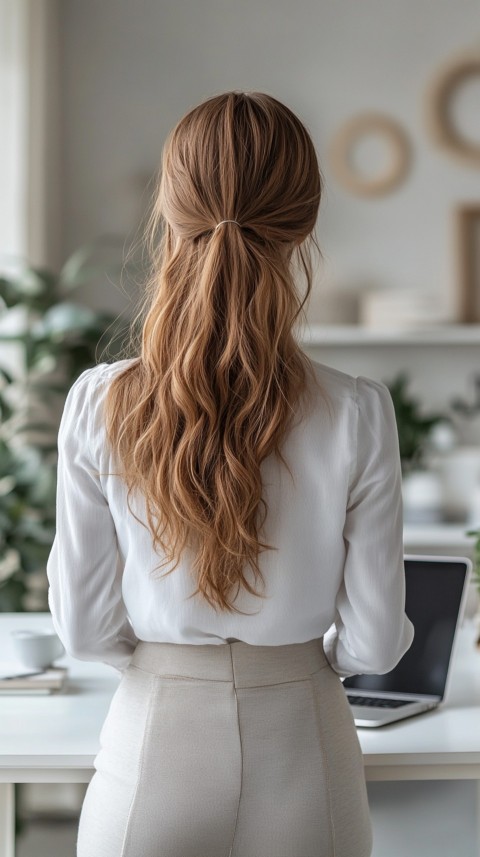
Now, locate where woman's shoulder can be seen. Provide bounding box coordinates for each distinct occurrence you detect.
[308,358,356,393]
[58,359,140,457]
[308,358,392,406]
[70,358,139,394]
[62,359,140,427]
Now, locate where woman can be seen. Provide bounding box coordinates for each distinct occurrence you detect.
[46,91,414,857]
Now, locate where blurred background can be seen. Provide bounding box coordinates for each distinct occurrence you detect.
[1,0,480,854]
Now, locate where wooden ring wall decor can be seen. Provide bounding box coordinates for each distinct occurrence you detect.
[329,113,411,197]
[426,52,480,168]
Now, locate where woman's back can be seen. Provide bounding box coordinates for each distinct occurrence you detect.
[47,354,413,676]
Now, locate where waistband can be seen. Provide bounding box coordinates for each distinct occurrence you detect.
[129,636,328,688]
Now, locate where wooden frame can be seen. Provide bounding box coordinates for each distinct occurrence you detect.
[426,51,480,169]
[328,113,411,197]
[455,204,480,322]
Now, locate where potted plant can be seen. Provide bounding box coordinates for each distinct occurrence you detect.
[385,372,448,475]
[0,236,138,614]
[385,372,450,524]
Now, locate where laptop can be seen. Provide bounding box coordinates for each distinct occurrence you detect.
[342,554,472,728]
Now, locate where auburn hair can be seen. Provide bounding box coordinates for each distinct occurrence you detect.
[103,91,330,614]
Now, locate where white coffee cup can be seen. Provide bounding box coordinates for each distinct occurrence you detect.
[10,629,65,670]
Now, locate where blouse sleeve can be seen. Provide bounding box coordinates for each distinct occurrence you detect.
[323,376,415,678]
[46,366,139,673]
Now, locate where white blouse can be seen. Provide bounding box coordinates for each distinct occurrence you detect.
[46,358,414,677]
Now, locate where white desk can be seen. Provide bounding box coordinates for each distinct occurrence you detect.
[0,613,118,857]
[1,612,480,857]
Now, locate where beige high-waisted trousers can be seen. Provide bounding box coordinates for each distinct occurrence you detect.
[76,636,373,857]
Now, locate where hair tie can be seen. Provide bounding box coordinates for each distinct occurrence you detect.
[214,220,242,230]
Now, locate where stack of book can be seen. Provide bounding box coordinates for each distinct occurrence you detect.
[0,665,69,695]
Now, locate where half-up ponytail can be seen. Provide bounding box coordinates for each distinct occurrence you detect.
[103,91,329,613]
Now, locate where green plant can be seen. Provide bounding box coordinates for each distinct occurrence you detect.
[450,373,480,419]
[384,372,448,475]
[465,529,480,649]
[0,236,138,612]
[0,435,56,610]
[464,529,480,593]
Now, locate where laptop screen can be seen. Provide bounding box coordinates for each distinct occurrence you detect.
[342,558,469,698]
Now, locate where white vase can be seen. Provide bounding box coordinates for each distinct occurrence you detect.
[402,470,444,524]
[435,446,480,522]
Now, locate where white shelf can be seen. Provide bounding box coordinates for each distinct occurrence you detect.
[403,523,477,548]
[299,324,480,346]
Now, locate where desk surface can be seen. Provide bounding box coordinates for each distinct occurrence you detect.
[1,613,479,782]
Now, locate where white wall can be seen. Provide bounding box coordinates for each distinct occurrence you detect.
[60,0,480,318]
[58,0,480,438]
[0,0,62,271]
[0,0,29,264]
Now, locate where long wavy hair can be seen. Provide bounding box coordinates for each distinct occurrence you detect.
[103,91,330,614]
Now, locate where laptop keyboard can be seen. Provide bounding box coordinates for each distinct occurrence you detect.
[346,695,412,708]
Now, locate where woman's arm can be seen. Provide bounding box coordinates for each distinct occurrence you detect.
[323,376,415,678]
[46,367,138,674]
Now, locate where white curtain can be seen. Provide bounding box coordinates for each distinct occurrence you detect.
[0,0,61,271]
